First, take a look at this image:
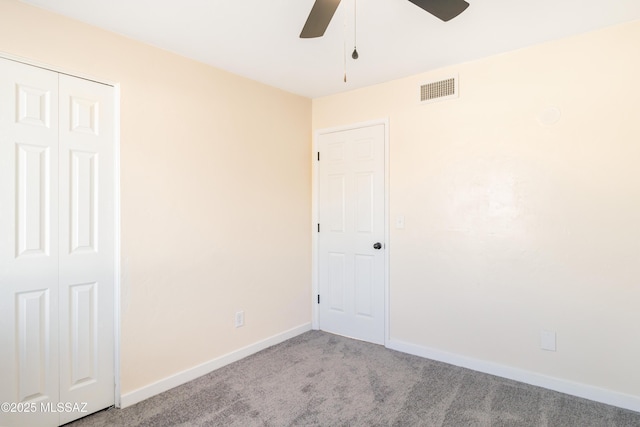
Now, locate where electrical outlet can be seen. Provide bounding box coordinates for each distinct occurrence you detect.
[540,330,556,351]
[235,311,244,328]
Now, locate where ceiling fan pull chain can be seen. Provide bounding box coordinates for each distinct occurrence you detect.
[352,0,359,60]
[343,15,347,82]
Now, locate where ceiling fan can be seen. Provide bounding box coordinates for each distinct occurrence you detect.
[300,0,470,38]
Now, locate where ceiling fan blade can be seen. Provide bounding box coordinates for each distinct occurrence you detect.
[407,0,469,22]
[300,0,341,38]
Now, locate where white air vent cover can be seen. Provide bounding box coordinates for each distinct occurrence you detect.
[419,76,458,104]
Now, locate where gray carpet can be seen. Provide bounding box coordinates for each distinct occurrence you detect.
[67,331,640,426]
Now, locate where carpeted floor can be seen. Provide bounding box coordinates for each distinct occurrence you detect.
[67,331,640,426]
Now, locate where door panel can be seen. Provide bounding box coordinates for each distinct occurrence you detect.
[355,172,374,233]
[16,143,52,257]
[327,174,345,231]
[69,150,99,253]
[354,254,374,316]
[58,74,115,425]
[0,56,60,427]
[16,289,51,401]
[17,83,52,128]
[328,252,346,311]
[318,124,385,344]
[68,282,98,389]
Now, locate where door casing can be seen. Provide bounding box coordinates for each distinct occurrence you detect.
[312,118,390,345]
[0,51,122,409]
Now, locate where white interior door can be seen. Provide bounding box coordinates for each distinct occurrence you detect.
[57,73,115,425]
[0,57,115,427]
[0,56,61,427]
[317,123,386,344]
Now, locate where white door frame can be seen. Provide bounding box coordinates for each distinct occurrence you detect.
[0,52,123,408]
[312,118,390,345]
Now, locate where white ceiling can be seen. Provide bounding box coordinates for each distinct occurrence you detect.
[20,0,640,98]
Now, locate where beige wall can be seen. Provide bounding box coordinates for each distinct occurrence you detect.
[0,0,312,393]
[314,20,640,398]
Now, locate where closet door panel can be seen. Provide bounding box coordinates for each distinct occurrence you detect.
[58,74,115,425]
[0,57,60,427]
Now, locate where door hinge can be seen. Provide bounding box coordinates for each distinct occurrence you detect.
[317,223,320,232]
[317,295,320,304]
[317,152,320,161]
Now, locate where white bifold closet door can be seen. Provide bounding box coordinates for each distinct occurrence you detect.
[0,57,115,427]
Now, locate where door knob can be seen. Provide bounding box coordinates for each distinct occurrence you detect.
[373,242,382,250]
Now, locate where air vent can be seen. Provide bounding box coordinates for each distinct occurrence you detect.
[419,76,458,104]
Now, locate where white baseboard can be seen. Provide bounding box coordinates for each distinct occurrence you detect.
[386,338,640,413]
[120,323,312,408]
